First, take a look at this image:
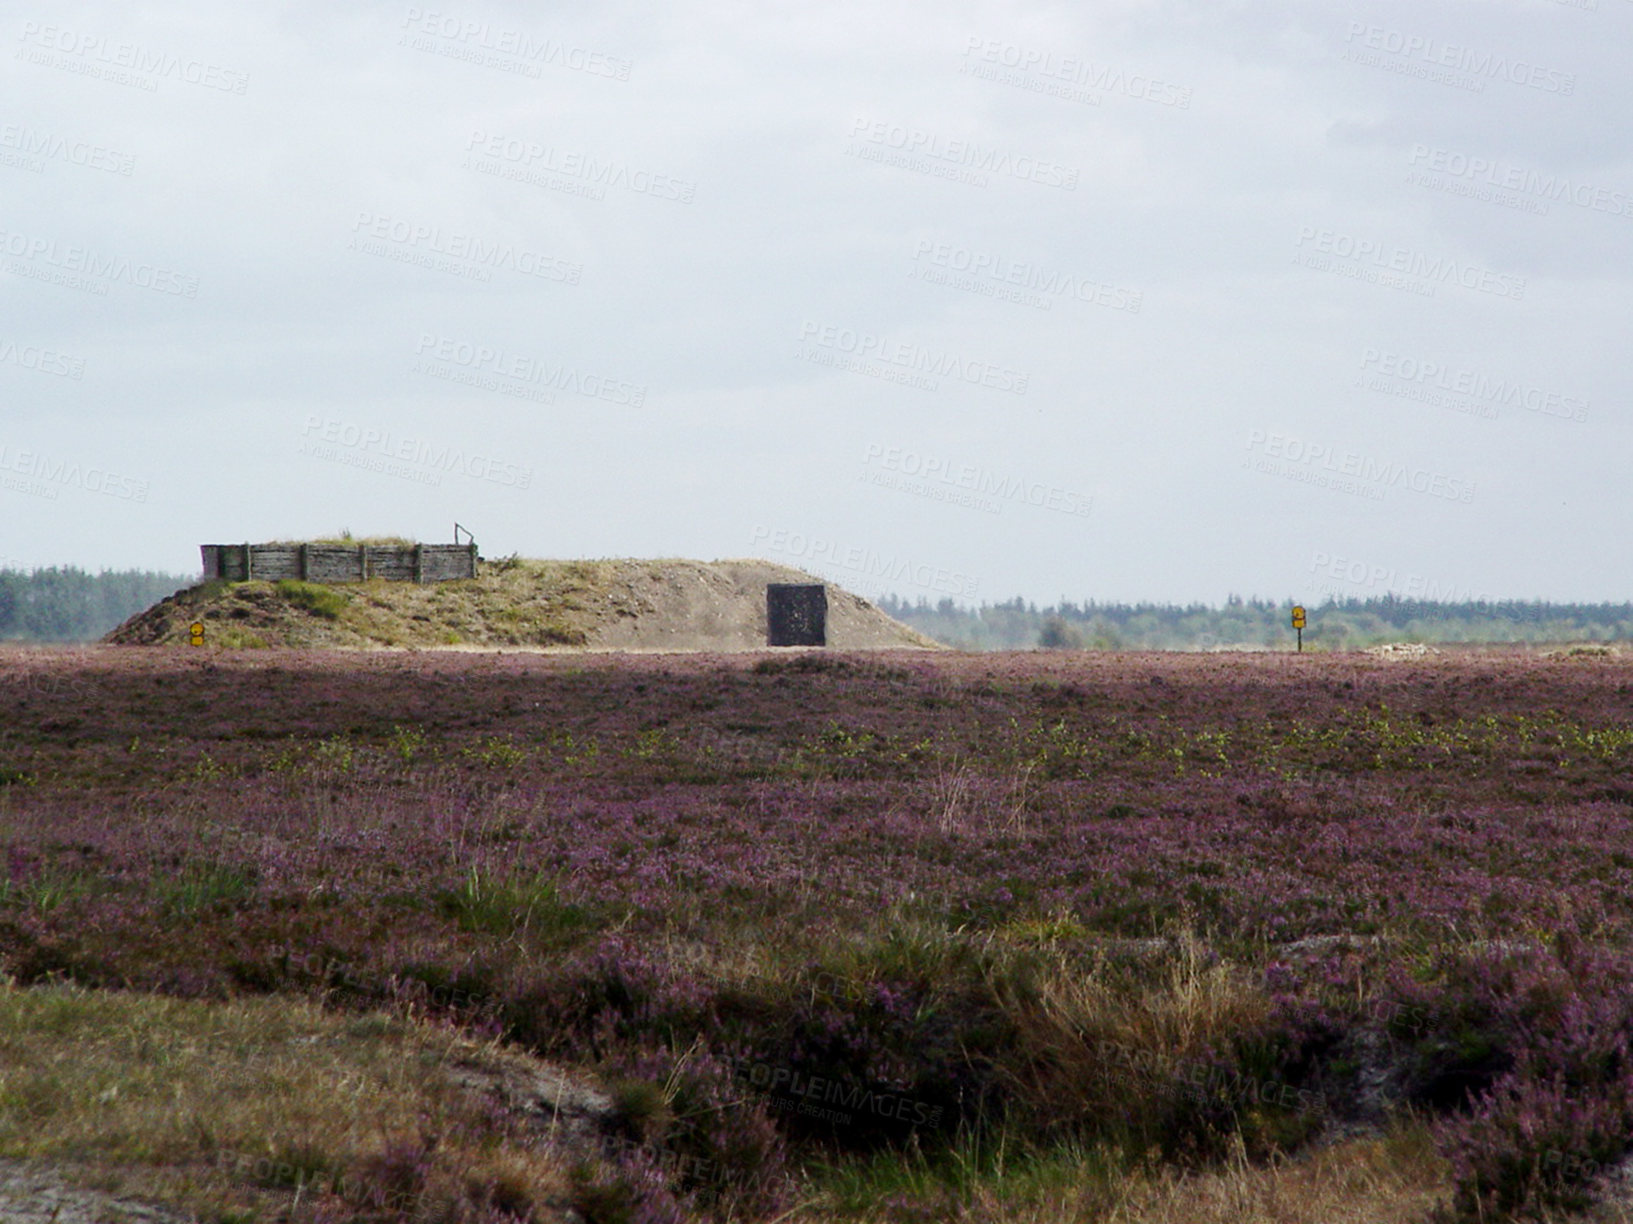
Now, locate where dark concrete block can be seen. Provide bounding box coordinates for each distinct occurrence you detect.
[767,583,827,647]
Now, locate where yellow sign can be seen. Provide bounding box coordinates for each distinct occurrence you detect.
[189,621,205,646]
[1291,605,1306,629]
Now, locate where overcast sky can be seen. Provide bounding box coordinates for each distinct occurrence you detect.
[3,0,1628,606]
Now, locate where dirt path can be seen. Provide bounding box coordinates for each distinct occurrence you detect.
[0,1161,193,1224]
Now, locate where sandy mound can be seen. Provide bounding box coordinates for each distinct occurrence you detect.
[103,557,942,652]
[1362,642,1441,659]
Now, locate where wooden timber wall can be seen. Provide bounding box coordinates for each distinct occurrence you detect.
[199,543,477,584]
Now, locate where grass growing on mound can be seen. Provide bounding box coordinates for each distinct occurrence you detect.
[272,579,350,619]
[266,532,420,547]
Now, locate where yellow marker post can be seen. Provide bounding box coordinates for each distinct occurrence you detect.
[1291,605,1306,652]
[189,621,205,648]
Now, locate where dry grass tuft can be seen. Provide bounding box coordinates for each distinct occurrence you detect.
[998,930,1272,1136]
[1103,1124,1449,1224]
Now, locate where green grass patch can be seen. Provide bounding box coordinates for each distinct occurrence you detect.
[272,579,350,619]
[435,867,595,938]
[156,863,256,919]
[809,1127,1125,1220]
[0,868,101,913]
[461,735,527,768]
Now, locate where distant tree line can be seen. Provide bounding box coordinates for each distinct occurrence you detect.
[0,567,191,642]
[878,593,1633,651]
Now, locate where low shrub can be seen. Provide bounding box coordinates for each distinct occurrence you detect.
[600,1042,792,1217]
[1427,946,1633,1220]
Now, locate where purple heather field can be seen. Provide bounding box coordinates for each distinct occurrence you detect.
[4,645,1633,1220]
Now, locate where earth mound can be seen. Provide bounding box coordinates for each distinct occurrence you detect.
[102,557,943,652]
[1362,642,1441,660]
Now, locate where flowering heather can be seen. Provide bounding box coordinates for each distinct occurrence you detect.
[3,645,1633,1219]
